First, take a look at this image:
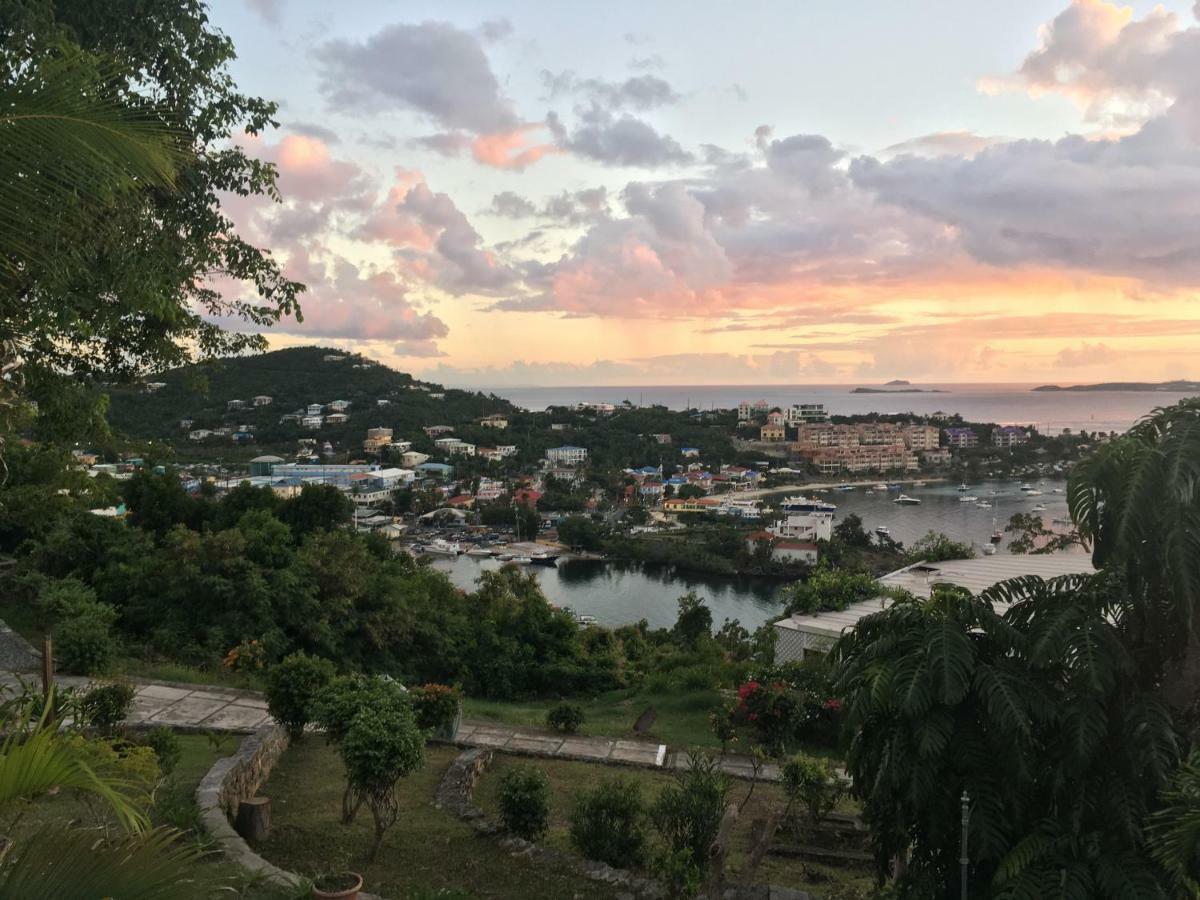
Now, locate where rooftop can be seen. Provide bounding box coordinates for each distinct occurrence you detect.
[776,553,1096,639]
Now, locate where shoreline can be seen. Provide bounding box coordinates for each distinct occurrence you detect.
[736,476,947,502]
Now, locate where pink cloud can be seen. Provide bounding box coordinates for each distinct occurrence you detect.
[471,125,560,170]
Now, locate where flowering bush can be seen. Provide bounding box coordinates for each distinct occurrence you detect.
[410,683,461,733]
[728,680,805,754]
[222,638,267,672]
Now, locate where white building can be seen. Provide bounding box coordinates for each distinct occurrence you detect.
[252,395,273,406]
[785,403,827,425]
[329,400,351,412]
[546,445,588,466]
[400,450,430,468]
[769,512,833,543]
[434,437,476,456]
[773,554,1096,663]
[302,415,323,429]
[480,414,509,429]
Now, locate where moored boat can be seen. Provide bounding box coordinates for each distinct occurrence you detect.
[894,494,921,505]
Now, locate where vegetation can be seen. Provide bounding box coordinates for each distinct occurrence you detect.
[569,776,648,867]
[1005,511,1081,554]
[498,765,551,842]
[266,651,336,741]
[903,529,975,563]
[780,564,879,616]
[545,701,585,734]
[410,683,462,733]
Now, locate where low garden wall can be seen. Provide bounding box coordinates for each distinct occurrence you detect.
[195,723,384,899]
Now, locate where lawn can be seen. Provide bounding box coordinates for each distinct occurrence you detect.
[253,740,615,900]
[473,754,873,895]
[464,686,843,762]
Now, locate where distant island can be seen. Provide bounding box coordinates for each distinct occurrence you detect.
[885,379,911,386]
[851,386,948,394]
[1032,380,1200,393]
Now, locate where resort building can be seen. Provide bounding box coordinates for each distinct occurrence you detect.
[546,445,588,465]
[903,425,941,450]
[480,414,509,429]
[992,425,1031,448]
[773,554,1095,663]
[760,424,786,442]
[784,403,827,425]
[363,427,394,453]
[944,427,979,449]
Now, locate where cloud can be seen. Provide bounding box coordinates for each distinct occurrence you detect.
[980,0,1200,129]
[246,0,281,24]
[1055,341,1118,366]
[541,71,681,110]
[881,131,1001,158]
[426,350,840,387]
[287,121,341,144]
[489,187,611,225]
[357,172,519,294]
[548,108,692,167]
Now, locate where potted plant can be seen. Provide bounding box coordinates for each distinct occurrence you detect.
[312,871,363,900]
[411,683,462,740]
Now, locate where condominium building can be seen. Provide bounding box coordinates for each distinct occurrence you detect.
[546,445,588,465]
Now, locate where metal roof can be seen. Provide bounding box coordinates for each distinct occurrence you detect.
[775,553,1096,640]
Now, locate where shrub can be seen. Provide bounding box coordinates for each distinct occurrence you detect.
[782,752,844,829]
[143,726,182,775]
[650,753,729,869]
[727,680,806,755]
[652,846,703,900]
[498,765,550,842]
[339,702,426,860]
[410,683,460,732]
[57,615,119,675]
[266,651,336,741]
[315,674,410,745]
[569,776,647,867]
[545,701,584,734]
[79,682,136,735]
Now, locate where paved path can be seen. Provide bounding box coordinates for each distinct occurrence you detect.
[0,661,783,779]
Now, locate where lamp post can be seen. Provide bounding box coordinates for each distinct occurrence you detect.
[960,789,971,899]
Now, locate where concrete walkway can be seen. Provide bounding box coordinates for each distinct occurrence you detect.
[458,721,668,768]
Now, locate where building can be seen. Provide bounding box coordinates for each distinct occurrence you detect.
[766,410,787,427]
[302,415,323,430]
[434,437,476,456]
[663,497,722,514]
[760,424,786,442]
[746,531,819,565]
[423,425,455,438]
[479,414,509,429]
[921,448,952,466]
[306,404,323,417]
[249,455,284,476]
[773,554,1095,663]
[651,433,672,444]
[737,401,753,421]
[680,447,700,458]
[944,427,979,449]
[226,399,247,410]
[992,425,1031,448]
[400,450,430,468]
[785,403,827,425]
[189,429,214,441]
[252,395,273,406]
[363,427,394,453]
[329,400,350,412]
[494,444,518,457]
[903,425,941,450]
[769,512,833,543]
[546,445,588,465]
[325,412,349,425]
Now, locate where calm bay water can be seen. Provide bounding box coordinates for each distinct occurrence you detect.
[487,383,1195,435]
[428,478,1078,629]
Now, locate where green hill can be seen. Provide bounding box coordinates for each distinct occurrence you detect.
[105,346,515,458]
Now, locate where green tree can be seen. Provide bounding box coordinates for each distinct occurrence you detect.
[904,529,975,564]
[278,484,353,537]
[672,592,713,647]
[266,651,336,741]
[780,564,878,616]
[557,514,604,551]
[1,1,302,403]
[833,513,871,548]
[1005,511,1080,555]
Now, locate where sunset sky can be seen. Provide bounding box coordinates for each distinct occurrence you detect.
[212,0,1200,385]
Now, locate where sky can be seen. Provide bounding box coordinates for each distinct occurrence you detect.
[209,0,1200,386]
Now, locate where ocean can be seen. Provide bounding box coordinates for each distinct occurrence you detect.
[487,383,1197,435]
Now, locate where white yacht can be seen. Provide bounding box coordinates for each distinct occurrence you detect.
[894,494,921,505]
[423,539,462,556]
[959,495,978,503]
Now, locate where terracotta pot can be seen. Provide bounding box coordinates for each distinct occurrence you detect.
[312,872,363,900]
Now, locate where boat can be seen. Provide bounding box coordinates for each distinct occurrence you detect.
[912,481,926,487]
[958,483,969,492]
[1032,503,1047,512]
[529,552,560,566]
[1020,483,1034,492]
[781,495,837,513]
[991,531,1003,544]
[1025,489,1043,496]
[894,494,921,505]
[1052,488,1064,494]
[875,525,891,536]
[834,483,855,492]
[873,483,889,491]
[423,539,462,556]
[959,495,978,503]
[887,483,902,490]
[975,501,992,509]
[512,556,533,565]
[577,614,598,626]
[982,543,997,555]
[465,547,493,558]
[495,552,514,561]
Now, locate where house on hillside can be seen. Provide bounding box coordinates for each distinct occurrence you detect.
[252,395,273,406]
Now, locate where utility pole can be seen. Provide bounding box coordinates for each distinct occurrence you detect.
[960,790,971,900]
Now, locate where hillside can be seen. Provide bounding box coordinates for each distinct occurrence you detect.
[105,346,516,456]
[1032,380,1200,393]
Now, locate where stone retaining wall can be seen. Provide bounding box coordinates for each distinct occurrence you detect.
[195,723,302,891]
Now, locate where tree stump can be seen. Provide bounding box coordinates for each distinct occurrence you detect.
[235,796,271,842]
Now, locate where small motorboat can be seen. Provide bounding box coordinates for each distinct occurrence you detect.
[465,547,493,558]
[577,614,598,626]
[873,483,889,491]
[894,494,921,505]
[423,539,462,556]
[495,552,514,561]
[1032,503,1047,512]
[958,483,969,492]
[834,483,855,492]
[875,525,891,537]
[982,543,997,555]
[975,501,992,509]
[512,556,534,565]
[1025,489,1043,496]
[959,495,978,503]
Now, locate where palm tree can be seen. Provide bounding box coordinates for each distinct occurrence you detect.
[1068,398,1200,719]
[0,692,214,899]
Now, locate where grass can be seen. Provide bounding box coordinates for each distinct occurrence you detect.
[473,754,874,895]
[254,740,615,900]
[464,686,843,763]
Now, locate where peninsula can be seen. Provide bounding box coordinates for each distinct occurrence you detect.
[1032,380,1200,393]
